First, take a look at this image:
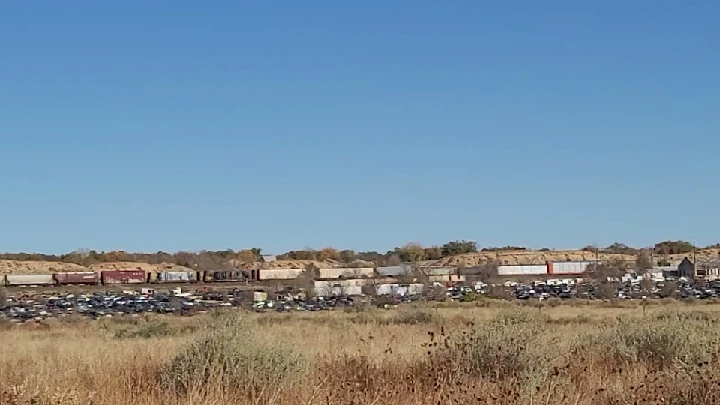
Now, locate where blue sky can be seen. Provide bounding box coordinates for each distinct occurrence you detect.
[1,1,718,254]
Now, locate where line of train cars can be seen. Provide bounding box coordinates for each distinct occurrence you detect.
[1,267,379,287]
[1,262,597,287]
[497,261,595,276]
[1,270,253,287]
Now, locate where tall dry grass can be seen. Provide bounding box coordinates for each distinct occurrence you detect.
[2,302,720,404]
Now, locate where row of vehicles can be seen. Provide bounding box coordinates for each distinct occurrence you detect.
[2,270,254,287]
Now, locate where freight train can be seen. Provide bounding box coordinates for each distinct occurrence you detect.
[1,263,593,288]
[1,267,377,287]
[497,261,596,276]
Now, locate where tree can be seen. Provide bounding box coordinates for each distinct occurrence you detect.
[640,277,655,294]
[423,246,443,261]
[595,282,618,299]
[296,263,320,297]
[654,241,695,255]
[465,262,499,281]
[236,249,257,264]
[285,250,317,260]
[586,259,628,280]
[316,247,339,262]
[397,243,425,263]
[605,243,637,255]
[338,250,356,263]
[441,240,478,257]
[636,250,652,272]
[660,281,679,299]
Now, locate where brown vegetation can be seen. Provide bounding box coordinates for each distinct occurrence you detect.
[3,302,720,404]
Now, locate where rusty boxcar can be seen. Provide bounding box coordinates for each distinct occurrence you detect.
[100,270,147,285]
[54,272,99,285]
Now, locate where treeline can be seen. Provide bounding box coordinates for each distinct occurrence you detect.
[0,240,712,268]
[277,240,481,265]
[582,241,702,256]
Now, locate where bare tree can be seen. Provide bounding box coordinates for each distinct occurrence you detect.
[296,263,320,297]
[0,287,7,309]
[636,250,653,273]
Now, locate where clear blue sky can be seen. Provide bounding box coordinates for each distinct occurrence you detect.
[1,1,718,254]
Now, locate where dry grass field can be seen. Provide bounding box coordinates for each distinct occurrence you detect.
[3,300,720,404]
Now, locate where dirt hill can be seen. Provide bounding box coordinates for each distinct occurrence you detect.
[434,250,635,266]
[433,248,720,267]
[1,249,718,277]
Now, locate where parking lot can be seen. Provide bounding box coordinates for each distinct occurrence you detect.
[5,277,720,323]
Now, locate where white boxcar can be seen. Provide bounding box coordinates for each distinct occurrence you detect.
[549,261,593,275]
[376,265,413,276]
[423,267,456,276]
[5,274,55,286]
[314,279,368,288]
[259,268,304,280]
[375,283,401,295]
[156,271,194,282]
[497,264,548,276]
[319,267,374,279]
[408,284,424,295]
[428,275,467,283]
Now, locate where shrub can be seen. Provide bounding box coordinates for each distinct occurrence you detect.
[160,313,304,397]
[114,320,175,339]
[571,311,720,372]
[432,311,550,382]
[389,308,437,325]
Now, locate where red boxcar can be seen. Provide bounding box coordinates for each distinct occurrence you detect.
[101,270,147,285]
[54,272,99,285]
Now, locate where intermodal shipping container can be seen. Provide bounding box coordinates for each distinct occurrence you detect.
[497,264,548,276]
[375,283,401,295]
[429,275,467,283]
[318,267,374,279]
[101,270,147,285]
[314,284,363,297]
[258,268,304,280]
[376,265,413,277]
[423,267,457,276]
[5,274,55,286]
[54,272,99,285]
[548,261,593,275]
[155,271,195,283]
[204,270,248,282]
[314,279,368,288]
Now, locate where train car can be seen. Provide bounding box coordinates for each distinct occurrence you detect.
[547,261,594,275]
[54,272,99,285]
[100,270,147,285]
[258,268,304,280]
[154,271,198,283]
[497,264,549,276]
[5,274,56,287]
[318,267,375,279]
[203,270,250,283]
